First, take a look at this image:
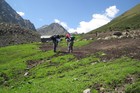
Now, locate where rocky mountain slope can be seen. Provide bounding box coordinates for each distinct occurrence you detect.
[0,0,36,30]
[0,23,40,47]
[89,4,140,33]
[37,23,68,36]
[0,0,40,47]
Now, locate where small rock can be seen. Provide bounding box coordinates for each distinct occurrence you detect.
[97,38,101,40]
[24,72,29,76]
[91,62,97,65]
[104,36,110,40]
[73,78,78,81]
[103,60,107,62]
[83,88,91,93]
[89,38,93,40]
[100,87,105,91]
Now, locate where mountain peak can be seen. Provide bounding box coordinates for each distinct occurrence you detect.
[37,23,68,36]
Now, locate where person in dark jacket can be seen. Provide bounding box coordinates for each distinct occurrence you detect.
[51,35,60,52]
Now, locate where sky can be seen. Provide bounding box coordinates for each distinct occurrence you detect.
[5,0,140,33]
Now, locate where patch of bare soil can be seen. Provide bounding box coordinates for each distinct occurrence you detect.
[39,43,53,51]
[39,37,140,61]
[74,38,140,60]
[26,59,44,69]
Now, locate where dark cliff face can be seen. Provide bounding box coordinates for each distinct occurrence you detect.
[0,0,40,47]
[24,20,36,31]
[37,23,69,36]
[0,0,36,30]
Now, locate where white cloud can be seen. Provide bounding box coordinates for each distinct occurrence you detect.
[17,11,25,16]
[105,5,119,18]
[54,5,119,34]
[74,14,111,33]
[54,19,60,23]
[54,19,69,30]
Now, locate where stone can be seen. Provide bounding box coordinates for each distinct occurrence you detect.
[73,78,78,81]
[24,72,29,76]
[89,38,93,40]
[83,88,91,93]
[91,62,97,65]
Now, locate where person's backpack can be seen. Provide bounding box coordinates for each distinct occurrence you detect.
[51,35,56,40]
[56,35,61,42]
[51,35,60,41]
[56,35,60,38]
[70,36,75,41]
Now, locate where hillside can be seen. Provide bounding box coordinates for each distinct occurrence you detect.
[0,0,36,30]
[0,35,140,92]
[37,23,68,36]
[0,1,140,93]
[0,23,40,47]
[89,4,140,33]
[0,0,40,47]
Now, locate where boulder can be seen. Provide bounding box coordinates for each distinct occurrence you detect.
[113,31,122,37]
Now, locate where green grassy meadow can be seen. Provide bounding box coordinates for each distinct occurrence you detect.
[0,41,140,93]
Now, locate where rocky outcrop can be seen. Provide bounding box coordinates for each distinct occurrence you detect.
[0,23,40,47]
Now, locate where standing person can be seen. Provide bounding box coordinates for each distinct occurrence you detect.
[65,33,71,45]
[51,35,60,52]
[65,33,75,53]
[68,36,75,53]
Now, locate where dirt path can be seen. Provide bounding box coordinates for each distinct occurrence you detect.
[40,38,140,60]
